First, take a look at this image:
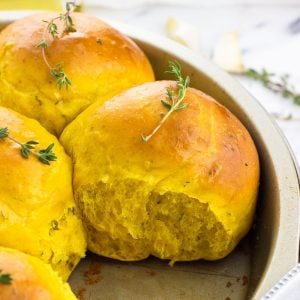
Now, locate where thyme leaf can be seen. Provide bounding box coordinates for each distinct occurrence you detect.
[50,63,71,90]
[37,143,57,165]
[20,140,39,159]
[0,127,8,138]
[36,39,49,49]
[61,2,77,33]
[0,270,12,285]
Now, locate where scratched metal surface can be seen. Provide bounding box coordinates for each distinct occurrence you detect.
[69,243,251,300]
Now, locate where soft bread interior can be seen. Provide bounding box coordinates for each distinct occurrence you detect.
[60,81,259,263]
[76,178,232,262]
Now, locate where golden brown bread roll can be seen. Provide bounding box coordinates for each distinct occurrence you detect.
[0,106,86,280]
[0,12,154,136]
[60,80,259,262]
[0,247,76,300]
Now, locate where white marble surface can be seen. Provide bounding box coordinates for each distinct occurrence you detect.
[85,1,300,166]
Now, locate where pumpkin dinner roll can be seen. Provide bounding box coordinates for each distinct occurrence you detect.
[61,80,259,262]
[0,12,154,136]
[0,106,86,280]
[0,247,76,300]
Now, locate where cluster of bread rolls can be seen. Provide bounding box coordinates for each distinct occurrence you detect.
[0,10,259,300]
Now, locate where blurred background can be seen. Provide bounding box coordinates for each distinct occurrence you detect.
[0,0,300,163]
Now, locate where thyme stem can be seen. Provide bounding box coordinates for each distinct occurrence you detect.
[244,68,300,105]
[141,61,189,142]
[37,1,77,90]
[142,87,188,142]
[6,135,22,146]
[41,46,52,70]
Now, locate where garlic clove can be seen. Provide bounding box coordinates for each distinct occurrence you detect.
[213,31,245,74]
[165,17,200,52]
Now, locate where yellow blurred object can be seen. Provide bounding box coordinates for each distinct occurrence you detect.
[0,0,62,11]
[0,247,77,300]
[0,12,154,136]
[0,106,86,280]
[61,81,260,263]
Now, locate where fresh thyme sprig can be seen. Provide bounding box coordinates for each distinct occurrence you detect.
[50,63,72,90]
[245,68,300,105]
[37,1,77,90]
[0,127,57,165]
[62,2,77,33]
[141,61,190,142]
[0,270,12,285]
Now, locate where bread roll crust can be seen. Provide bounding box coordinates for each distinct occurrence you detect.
[0,13,154,135]
[0,247,76,300]
[61,81,259,262]
[0,106,86,280]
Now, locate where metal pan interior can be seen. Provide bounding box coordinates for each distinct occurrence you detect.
[69,21,300,300]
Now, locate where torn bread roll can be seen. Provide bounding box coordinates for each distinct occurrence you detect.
[60,81,259,263]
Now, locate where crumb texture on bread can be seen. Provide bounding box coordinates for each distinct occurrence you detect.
[78,180,232,261]
[0,247,76,300]
[0,106,86,280]
[0,13,154,135]
[61,81,259,262]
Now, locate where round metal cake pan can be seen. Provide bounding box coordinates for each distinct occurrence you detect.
[0,14,299,300]
[105,20,300,299]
